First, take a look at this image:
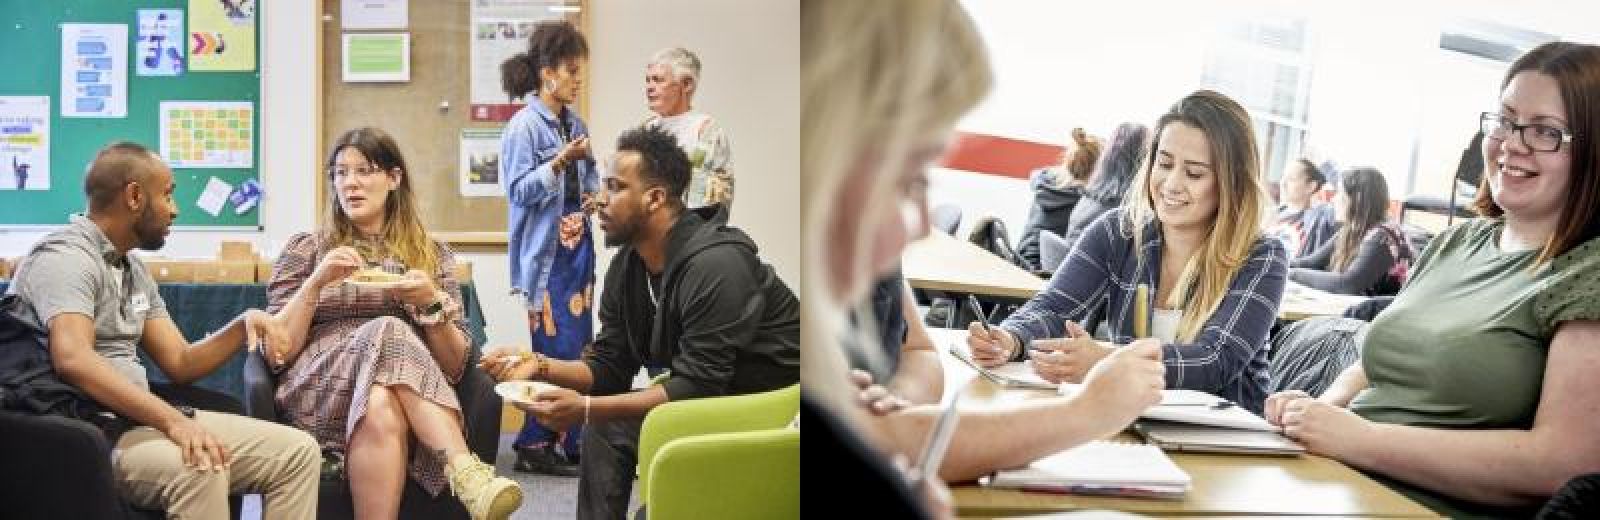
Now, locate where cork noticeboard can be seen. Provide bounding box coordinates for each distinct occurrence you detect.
[319,0,587,246]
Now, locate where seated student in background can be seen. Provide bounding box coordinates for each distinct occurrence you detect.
[968,90,1288,413]
[1061,122,1148,249]
[264,128,520,520]
[6,142,321,519]
[803,3,1165,517]
[1270,158,1338,258]
[480,126,799,520]
[1018,128,1102,271]
[1289,167,1413,296]
[1264,41,1600,517]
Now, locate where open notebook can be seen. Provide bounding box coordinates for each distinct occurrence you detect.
[947,344,1058,391]
[990,440,1191,498]
[1059,384,1304,455]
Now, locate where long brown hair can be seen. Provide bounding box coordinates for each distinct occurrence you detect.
[1330,168,1390,271]
[1123,90,1268,342]
[320,127,439,276]
[1471,42,1600,266]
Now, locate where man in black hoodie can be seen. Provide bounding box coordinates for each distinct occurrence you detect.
[481,125,799,519]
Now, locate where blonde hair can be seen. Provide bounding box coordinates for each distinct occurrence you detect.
[320,127,440,276]
[801,0,991,427]
[1122,90,1267,342]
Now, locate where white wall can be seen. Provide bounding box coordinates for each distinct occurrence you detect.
[956,0,1600,201]
[0,0,800,354]
[587,0,800,285]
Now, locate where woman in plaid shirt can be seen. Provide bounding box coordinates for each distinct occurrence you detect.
[968,90,1288,413]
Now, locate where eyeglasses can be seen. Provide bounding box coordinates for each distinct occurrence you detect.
[1480,112,1575,153]
[327,164,388,180]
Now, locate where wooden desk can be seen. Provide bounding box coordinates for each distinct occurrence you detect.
[905,232,1365,323]
[927,329,1437,518]
[903,231,1044,300]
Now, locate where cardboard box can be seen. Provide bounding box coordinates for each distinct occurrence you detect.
[256,261,274,283]
[219,241,256,262]
[193,261,257,283]
[143,260,197,283]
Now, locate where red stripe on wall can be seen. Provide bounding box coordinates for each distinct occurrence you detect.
[937,132,1062,180]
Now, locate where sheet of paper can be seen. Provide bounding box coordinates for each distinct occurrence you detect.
[197,176,233,217]
[229,178,262,214]
[0,96,51,191]
[460,128,505,196]
[189,0,256,71]
[60,24,128,118]
[160,101,254,168]
[469,0,580,121]
[136,9,185,76]
[342,0,408,30]
[342,33,410,82]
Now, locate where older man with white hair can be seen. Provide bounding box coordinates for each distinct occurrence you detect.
[644,46,734,210]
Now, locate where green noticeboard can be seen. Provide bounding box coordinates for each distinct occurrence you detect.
[0,0,261,228]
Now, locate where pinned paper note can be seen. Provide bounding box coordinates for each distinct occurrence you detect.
[197,176,233,217]
[229,178,262,214]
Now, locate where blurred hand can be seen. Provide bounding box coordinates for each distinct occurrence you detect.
[525,387,584,432]
[160,415,229,472]
[1076,338,1165,426]
[478,345,537,382]
[965,322,1016,368]
[559,136,591,165]
[310,246,363,289]
[241,309,286,366]
[388,269,440,307]
[1278,396,1375,459]
[1263,389,1313,427]
[1028,321,1106,383]
[849,369,911,416]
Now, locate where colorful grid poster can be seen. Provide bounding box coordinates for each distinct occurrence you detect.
[160,101,254,168]
[188,0,256,71]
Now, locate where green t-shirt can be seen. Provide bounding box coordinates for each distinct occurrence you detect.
[1352,218,1600,428]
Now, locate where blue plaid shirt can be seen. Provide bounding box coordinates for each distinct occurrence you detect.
[1000,208,1287,412]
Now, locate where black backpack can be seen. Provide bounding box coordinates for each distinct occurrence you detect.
[0,294,106,421]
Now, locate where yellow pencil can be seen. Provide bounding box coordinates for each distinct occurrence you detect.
[1134,283,1149,338]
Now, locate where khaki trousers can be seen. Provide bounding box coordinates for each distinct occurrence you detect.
[113,410,321,520]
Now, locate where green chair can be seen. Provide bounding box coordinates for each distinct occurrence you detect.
[637,384,800,520]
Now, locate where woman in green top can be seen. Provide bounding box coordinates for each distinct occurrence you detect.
[1264,41,1600,516]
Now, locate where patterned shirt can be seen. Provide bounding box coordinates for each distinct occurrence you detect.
[1000,208,1288,412]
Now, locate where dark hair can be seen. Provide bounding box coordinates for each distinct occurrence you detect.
[1471,42,1600,267]
[500,20,589,101]
[1291,158,1326,190]
[617,125,691,204]
[1083,122,1147,202]
[85,141,158,212]
[1330,167,1390,272]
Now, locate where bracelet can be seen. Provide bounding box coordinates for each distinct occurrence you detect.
[583,395,591,425]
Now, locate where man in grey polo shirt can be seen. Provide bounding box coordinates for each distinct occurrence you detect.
[5,142,319,519]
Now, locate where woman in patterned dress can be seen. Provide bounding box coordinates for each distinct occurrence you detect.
[263,127,521,520]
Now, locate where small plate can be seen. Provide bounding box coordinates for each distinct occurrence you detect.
[344,279,408,289]
[495,381,560,405]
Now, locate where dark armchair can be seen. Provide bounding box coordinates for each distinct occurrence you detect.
[241,348,503,520]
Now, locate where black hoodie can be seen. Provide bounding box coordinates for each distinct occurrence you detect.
[1017,167,1085,271]
[585,204,800,400]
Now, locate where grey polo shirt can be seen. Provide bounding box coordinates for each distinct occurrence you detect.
[5,215,168,389]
